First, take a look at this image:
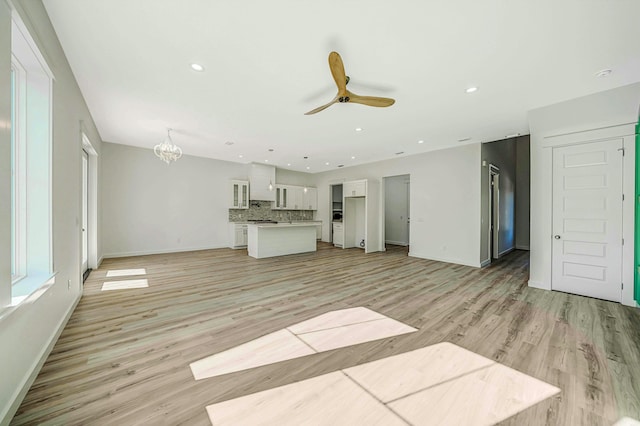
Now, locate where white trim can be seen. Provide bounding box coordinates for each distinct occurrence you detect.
[528,280,550,290]
[542,122,636,147]
[497,247,514,258]
[8,4,55,80]
[408,251,481,268]
[515,245,530,250]
[102,244,230,259]
[480,258,491,267]
[0,294,80,424]
[536,123,635,306]
[385,240,409,246]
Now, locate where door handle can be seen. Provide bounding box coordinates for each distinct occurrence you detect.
[554,235,561,239]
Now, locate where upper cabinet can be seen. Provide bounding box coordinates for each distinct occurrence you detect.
[343,180,366,197]
[273,184,317,210]
[230,180,249,209]
[303,187,318,210]
[249,163,276,202]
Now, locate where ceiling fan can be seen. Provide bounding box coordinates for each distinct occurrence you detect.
[304,52,395,115]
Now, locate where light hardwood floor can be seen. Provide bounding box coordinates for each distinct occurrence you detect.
[11,244,640,425]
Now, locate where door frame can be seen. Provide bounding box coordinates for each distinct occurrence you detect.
[81,129,99,274]
[488,165,500,262]
[81,149,89,278]
[537,123,636,306]
[551,139,623,302]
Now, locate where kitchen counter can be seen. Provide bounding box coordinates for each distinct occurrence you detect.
[247,223,317,259]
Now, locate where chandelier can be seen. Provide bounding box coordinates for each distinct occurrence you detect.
[154,128,182,164]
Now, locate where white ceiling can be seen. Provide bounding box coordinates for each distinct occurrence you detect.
[43,0,640,173]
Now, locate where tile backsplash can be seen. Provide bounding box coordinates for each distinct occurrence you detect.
[229,200,314,222]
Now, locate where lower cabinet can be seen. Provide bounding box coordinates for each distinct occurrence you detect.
[332,222,343,247]
[229,223,248,248]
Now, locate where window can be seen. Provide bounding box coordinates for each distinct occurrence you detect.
[5,11,54,306]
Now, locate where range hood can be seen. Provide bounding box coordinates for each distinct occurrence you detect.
[249,163,276,202]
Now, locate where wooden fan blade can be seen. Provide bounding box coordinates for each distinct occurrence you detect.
[304,95,339,115]
[347,91,395,108]
[328,52,348,95]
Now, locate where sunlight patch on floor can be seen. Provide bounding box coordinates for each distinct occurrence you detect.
[106,268,147,277]
[101,279,149,291]
[205,342,560,426]
[190,307,417,380]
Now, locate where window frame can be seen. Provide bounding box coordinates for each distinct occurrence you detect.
[10,56,27,285]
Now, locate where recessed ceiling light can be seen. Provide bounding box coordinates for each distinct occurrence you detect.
[465,87,478,93]
[238,154,243,158]
[418,140,424,144]
[325,162,330,165]
[355,127,363,132]
[225,141,234,145]
[306,166,310,170]
[595,69,612,77]
[268,148,274,152]
[351,156,356,160]
[287,163,291,166]
[458,137,471,142]
[190,63,205,72]
[264,159,269,162]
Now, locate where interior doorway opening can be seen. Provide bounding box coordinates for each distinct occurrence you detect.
[81,130,98,282]
[383,174,410,253]
[489,165,500,262]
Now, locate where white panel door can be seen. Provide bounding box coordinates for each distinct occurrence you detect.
[552,139,623,302]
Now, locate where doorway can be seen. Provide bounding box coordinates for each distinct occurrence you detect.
[81,130,98,282]
[488,165,500,262]
[329,184,343,244]
[383,175,410,252]
[551,139,623,302]
[82,149,89,281]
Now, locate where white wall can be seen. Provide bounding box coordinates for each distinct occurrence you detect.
[515,136,530,250]
[102,142,252,257]
[313,143,483,267]
[0,1,103,422]
[480,138,517,263]
[528,82,640,307]
[384,175,410,245]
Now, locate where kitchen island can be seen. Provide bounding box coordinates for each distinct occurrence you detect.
[247,222,317,259]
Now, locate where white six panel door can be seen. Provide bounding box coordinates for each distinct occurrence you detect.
[552,139,623,302]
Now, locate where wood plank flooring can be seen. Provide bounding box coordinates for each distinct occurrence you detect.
[11,244,640,425]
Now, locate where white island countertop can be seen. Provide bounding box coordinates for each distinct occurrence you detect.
[247,223,317,258]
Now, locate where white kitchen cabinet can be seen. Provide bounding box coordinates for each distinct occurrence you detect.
[303,187,318,210]
[229,180,249,209]
[343,180,366,197]
[228,223,248,248]
[273,185,288,210]
[272,185,317,210]
[332,222,343,247]
[289,186,304,210]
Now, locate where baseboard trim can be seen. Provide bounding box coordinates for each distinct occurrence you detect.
[102,244,229,259]
[1,294,81,426]
[497,247,515,258]
[528,280,550,290]
[385,240,409,246]
[515,245,530,250]
[408,252,481,268]
[97,255,104,268]
[480,258,491,268]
